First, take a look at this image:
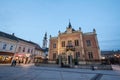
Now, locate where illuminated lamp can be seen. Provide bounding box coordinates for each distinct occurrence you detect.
[26,54,30,57]
[18,55,22,57]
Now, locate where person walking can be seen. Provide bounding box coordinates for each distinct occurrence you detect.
[14,60,16,67]
[11,59,16,67]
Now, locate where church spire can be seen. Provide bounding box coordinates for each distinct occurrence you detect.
[68,19,72,28]
[44,32,47,39]
[42,32,47,49]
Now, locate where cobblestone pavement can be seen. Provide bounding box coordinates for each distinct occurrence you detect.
[0,64,120,80]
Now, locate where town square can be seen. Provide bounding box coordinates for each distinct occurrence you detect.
[0,0,120,80]
[0,64,120,80]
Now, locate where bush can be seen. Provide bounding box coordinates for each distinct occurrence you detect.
[73,59,78,65]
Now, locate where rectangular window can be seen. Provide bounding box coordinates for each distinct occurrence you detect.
[31,49,33,53]
[3,44,7,50]
[88,52,93,59]
[86,40,91,46]
[53,53,56,60]
[10,45,13,50]
[28,49,30,53]
[62,41,65,47]
[23,47,25,52]
[74,40,79,46]
[68,40,72,46]
[76,52,80,58]
[53,43,56,48]
[18,47,21,52]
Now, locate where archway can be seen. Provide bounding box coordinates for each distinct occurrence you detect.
[66,50,74,65]
[58,50,74,67]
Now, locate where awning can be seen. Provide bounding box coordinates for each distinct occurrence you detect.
[14,53,26,57]
[0,52,14,56]
[34,56,43,59]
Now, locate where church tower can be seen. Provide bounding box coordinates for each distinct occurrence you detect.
[42,32,47,49]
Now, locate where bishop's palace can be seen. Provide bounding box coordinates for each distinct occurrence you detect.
[49,22,101,64]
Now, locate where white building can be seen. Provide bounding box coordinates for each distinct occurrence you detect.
[0,31,44,64]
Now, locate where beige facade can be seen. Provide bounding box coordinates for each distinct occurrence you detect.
[0,31,44,63]
[0,36,17,63]
[49,23,101,64]
[14,40,36,64]
[0,37,17,53]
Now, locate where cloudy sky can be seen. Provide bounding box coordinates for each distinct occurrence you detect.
[0,0,120,50]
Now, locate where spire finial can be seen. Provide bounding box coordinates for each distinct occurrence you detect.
[44,32,47,39]
[58,30,60,34]
[50,35,51,38]
[45,32,47,37]
[79,27,81,31]
[93,28,96,33]
[69,19,70,23]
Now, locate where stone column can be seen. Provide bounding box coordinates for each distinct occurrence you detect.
[70,55,73,67]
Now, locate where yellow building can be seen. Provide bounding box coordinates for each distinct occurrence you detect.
[49,22,101,64]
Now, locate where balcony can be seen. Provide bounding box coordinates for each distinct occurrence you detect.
[66,44,75,51]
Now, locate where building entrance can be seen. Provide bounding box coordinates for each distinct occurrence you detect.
[59,51,74,67]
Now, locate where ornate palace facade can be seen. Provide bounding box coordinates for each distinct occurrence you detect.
[49,22,101,64]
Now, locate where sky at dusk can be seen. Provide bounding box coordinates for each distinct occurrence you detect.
[0,0,120,50]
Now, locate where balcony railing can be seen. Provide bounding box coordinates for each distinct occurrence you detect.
[66,44,75,51]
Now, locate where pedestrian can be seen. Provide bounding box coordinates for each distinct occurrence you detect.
[18,60,20,64]
[11,59,16,67]
[61,62,64,67]
[14,60,16,67]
